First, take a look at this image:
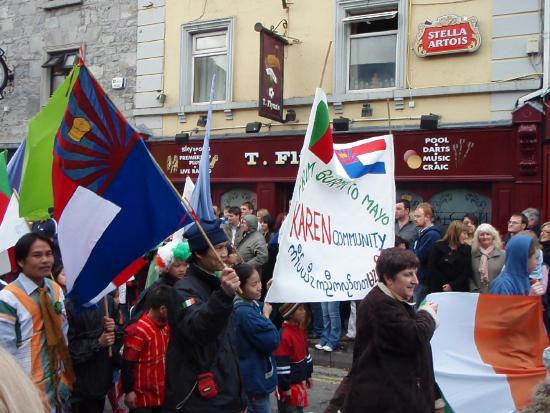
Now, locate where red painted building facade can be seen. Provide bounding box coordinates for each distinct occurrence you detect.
[148,104,544,234]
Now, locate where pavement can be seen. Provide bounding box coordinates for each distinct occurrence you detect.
[308,336,354,370]
[103,338,353,413]
[272,365,349,413]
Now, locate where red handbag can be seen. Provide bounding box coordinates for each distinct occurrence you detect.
[197,372,219,399]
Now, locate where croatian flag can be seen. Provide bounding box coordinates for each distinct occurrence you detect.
[53,65,192,307]
[429,292,549,413]
[334,137,386,179]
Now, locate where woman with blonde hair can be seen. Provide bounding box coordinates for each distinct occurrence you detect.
[427,220,473,293]
[470,223,505,293]
[0,346,45,412]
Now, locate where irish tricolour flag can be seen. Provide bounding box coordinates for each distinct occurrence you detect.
[429,292,549,413]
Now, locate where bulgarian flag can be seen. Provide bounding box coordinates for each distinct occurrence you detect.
[307,88,334,164]
[0,151,10,222]
[19,66,80,220]
[429,292,549,413]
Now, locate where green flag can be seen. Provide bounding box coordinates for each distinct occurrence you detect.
[19,66,80,220]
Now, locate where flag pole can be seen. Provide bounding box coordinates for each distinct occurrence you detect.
[180,195,243,295]
[386,99,392,134]
[103,296,113,357]
[319,41,333,89]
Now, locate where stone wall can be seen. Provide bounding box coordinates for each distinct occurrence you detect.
[0,0,137,148]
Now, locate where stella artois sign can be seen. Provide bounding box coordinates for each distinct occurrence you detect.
[414,15,481,57]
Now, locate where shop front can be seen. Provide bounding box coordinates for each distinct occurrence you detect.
[148,109,542,235]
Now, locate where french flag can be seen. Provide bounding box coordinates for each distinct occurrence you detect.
[53,65,192,307]
[334,137,386,179]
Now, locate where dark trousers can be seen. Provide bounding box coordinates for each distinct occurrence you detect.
[130,407,162,413]
[71,398,105,413]
[276,401,304,413]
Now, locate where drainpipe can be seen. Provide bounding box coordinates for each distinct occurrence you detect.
[518,0,550,105]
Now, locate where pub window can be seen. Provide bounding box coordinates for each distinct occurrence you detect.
[346,10,398,91]
[42,50,78,96]
[181,18,234,106]
[192,31,228,103]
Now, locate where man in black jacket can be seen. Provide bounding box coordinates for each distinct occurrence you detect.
[66,293,121,413]
[164,218,246,413]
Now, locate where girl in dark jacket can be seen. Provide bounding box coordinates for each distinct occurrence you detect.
[233,263,280,413]
[427,220,473,293]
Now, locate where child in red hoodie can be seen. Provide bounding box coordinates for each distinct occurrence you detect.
[274,303,314,413]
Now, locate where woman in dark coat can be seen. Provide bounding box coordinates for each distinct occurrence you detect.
[343,248,438,413]
[427,220,473,293]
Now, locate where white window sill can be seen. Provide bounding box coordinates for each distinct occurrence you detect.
[42,0,83,10]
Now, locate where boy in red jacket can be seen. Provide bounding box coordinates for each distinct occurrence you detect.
[274,303,314,413]
[122,285,172,413]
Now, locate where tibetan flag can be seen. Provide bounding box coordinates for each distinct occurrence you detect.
[428,292,549,413]
[0,150,10,222]
[307,88,334,164]
[53,64,192,307]
[334,138,387,179]
[88,257,147,305]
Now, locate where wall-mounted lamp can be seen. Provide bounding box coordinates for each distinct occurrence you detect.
[246,121,263,133]
[197,115,208,127]
[136,123,154,141]
[420,114,439,130]
[361,103,373,117]
[332,117,350,132]
[285,109,297,123]
[175,132,190,144]
[156,90,166,104]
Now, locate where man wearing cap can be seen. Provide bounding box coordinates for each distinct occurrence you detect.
[164,218,246,413]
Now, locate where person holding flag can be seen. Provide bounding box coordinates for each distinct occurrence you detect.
[164,219,246,412]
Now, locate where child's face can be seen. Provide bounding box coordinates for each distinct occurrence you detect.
[151,305,168,323]
[243,270,262,301]
[168,260,189,279]
[290,305,307,324]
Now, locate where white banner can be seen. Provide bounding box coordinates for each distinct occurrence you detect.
[266,89,395,302]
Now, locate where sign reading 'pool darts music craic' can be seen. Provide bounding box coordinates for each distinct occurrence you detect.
[403,136,475,172]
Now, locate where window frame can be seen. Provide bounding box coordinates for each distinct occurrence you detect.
[334,0,407,97]
[41,49,78,97]
[190,30,229,104]
[346,27,398,92]
[180,17,234,107]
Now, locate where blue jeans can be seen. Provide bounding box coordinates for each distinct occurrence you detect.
[309,302,324,336]
[320,301,341,349]
[247,394,272,413]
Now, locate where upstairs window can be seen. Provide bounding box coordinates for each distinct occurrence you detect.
[192,31,228,103]
[42,50,78,96]
[346,11,398,91]
[181,17,234,106]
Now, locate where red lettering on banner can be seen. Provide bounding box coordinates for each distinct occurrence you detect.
[289,202,332,245]
[313,211,321,241]
[305,207,314,241]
